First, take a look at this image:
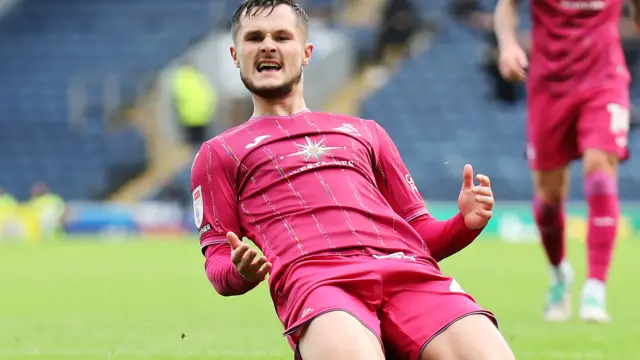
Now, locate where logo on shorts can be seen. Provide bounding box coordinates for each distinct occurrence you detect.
[449,279,465,294]
[301,308,314,319]
[193,186,204,229]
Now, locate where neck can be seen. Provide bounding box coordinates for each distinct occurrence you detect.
[251,85,308,118]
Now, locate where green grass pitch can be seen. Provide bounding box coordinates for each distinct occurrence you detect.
[0,236,638,360]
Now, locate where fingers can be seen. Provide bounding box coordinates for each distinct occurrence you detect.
[231,246,272,281]
[471,174,494,209]
[502,64,526,81]
[230,241,251,266]
[227,231,242,250]
[499,54,527,81]
[475,208,493,218]
[517,52,529,69]
[476,174,491,187]
[237,247,258,271]
[472,186,492,196]
[255,260,273,281]
[509,66,526,81]
[462,164,474,189]
[514,52,528,79]
[248,255,268,274]
[475,195,494,208]
[471,175,492,196]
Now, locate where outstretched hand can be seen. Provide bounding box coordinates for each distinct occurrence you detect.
[458,164,494,229]
[227,231,272,283]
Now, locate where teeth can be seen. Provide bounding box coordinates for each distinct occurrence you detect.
[258,62,280,70]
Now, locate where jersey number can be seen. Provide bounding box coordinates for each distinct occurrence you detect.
[607,103,630,134]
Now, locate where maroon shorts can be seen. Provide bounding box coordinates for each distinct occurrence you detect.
[273,254,497,360]
[526,85,630,170]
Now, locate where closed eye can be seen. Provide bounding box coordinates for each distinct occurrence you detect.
[244,31,264,42]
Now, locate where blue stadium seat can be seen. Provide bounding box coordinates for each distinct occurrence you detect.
[0,0,220,199]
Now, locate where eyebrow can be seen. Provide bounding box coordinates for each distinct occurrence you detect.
[243,28,295,38]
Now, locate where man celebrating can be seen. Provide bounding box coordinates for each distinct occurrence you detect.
[192,1,515,359]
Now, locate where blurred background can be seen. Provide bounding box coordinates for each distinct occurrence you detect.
[0,0,638,243]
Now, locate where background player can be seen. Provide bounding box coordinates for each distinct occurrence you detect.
[192,1,515,359]
[494,0,636,322]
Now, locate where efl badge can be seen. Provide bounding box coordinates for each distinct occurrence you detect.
[192,186,203,229]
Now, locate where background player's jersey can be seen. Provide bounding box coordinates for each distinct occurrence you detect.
[529,0,629,93]
[191,110,432,289]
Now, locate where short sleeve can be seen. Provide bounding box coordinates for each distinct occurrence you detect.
[190,143,241,251]
[371,121,429,222]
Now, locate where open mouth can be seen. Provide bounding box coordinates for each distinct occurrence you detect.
[257,61,282,73]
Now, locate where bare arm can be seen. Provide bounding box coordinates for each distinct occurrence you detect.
[629,0,640,28]
[494,0,520,49]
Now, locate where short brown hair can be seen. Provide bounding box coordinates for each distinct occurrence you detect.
[231,0,309,40]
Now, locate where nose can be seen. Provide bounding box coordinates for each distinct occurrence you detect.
[260,37,277,54]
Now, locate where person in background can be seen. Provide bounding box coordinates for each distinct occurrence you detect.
[172,60,218,150]
[0,186,19,240]
[28,183,66,239]
[374,0,420,65]
[495,0,635,323]
[451,0,530,104]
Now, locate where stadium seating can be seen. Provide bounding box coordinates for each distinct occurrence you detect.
[0,0,220,200]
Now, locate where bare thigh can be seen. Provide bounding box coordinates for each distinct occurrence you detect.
[420,314,515,360]
[298,310,385,360]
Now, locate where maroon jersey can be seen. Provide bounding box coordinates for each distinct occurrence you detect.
[529,0,629,93]
[190,110,433,290]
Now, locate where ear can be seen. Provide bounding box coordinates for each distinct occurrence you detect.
[302,42,314,66]
[230,46,240,68]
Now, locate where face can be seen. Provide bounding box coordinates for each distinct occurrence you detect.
[230,5,313,99]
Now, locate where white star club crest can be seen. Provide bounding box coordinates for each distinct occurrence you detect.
[289,136,341,162]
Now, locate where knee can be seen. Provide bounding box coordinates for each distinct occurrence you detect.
[534,170,568,205]
[584,171,618,197]
[535,189,564,206]
[583,149,617,176]
[582,150,618,196]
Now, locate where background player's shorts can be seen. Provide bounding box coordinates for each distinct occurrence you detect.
[273,254,497,360]
[527,85,630,170]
